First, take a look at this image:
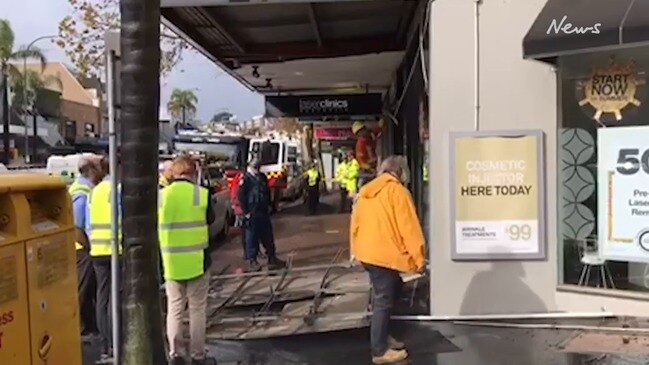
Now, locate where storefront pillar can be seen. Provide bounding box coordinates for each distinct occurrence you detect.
[427,0,558,316]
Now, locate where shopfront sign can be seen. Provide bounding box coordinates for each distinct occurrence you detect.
[265,93,383,118]
[578,61,645,121]
[450,130,546,260]
[314,127,355,141]
[598,126,649,263]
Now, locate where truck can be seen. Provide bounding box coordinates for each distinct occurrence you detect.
[248,136,303,210]
[172,129,250,227]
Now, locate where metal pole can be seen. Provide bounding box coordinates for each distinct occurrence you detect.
[106,50,121,365]
[23,53,29,164]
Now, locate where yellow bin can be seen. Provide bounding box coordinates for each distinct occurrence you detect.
[0,174,81,365]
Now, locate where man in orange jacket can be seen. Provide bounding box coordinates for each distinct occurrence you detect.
[350,155,425,364]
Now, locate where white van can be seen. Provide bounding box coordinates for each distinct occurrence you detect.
[46,153,99,185]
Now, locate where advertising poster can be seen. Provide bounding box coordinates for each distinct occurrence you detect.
[450,130,545,260]
[598,126,649,263]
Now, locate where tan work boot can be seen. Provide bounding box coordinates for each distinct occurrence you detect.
[372,349,408,364]
[388,336,405,350]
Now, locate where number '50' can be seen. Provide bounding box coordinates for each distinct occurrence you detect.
[617,149,649,175]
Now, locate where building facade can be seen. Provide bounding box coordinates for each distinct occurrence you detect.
[427,0,649,317]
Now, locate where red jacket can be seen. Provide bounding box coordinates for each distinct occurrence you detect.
[229,171,245,216]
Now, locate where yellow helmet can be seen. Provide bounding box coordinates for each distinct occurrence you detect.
[351,121,364,134]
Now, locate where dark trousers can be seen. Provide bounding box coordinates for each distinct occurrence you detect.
[364,264,403,357]
[93,258,114,353]
[245,214,276,261]
[306,185,319,215]
[339,188,348,213]
[77,249,97,335]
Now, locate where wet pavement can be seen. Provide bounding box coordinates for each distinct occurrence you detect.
[81,193,649,364]
[203,321,648,365]
[82,321,648,364]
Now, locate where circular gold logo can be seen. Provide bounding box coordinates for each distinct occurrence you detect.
[578,61,645,121]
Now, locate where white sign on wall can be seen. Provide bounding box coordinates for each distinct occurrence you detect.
[598,126,649,263]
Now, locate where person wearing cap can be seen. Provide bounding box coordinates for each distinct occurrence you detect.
[352,120,384,188]
[304,160,321,215]
[159,155,217,365]
[238,158,286,272]
[70,156,103,337]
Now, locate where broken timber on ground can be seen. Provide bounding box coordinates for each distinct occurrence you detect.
[204,249,374,340]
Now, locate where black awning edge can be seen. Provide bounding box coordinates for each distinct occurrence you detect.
[523,0,649,60]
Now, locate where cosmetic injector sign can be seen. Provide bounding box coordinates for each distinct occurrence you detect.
[450,131,545,260]
[598,126,649,263]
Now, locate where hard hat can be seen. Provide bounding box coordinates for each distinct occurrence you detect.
[351,121,364,134]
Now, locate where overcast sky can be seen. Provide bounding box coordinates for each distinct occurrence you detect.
[4,0,264,122]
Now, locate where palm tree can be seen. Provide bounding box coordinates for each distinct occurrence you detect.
[10,69,62,112]
[0,19,47,164]
[119,0,167,363]
[10,69,62,160]
[167,88,198,127]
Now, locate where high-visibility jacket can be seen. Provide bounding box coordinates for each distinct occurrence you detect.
[158,181,209,281]
[306,168,319,187]
[69,179,92,251]
[336,162,348,185]
[423,165,429,182]
[89,180,123,257]
[346,158,360,196]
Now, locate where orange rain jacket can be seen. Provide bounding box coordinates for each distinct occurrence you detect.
[350,173,426,273]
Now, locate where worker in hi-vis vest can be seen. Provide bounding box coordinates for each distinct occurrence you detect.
[86,156,121,359]
[69,156,103,337]
[159,155,217,365]
[335,152,349,213]
[346,151,360,199]
[304,161,321,215]
[159,159,174,189]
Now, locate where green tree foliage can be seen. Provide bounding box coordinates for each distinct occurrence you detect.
[0,19,48,163]
[167,88,198,124]
[10,69,62,112]
[211,111,233,123]
[57,0,188,78]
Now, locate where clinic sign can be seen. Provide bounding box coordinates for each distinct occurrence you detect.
[598,126,649,263]
[450,130,546,260]
[265,93,383,118]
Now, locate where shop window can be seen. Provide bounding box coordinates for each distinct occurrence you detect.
[558,47,649,293]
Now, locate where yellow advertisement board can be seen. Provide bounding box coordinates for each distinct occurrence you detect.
[450,130,545,260]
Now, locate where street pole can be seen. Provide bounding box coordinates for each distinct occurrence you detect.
[106,50,121,365]
[22,35,57,164]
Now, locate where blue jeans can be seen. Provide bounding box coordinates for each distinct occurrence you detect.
[244,213,276,261]
[364,264,403,357]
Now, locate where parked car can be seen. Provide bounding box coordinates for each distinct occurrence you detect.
[198,164,233,239]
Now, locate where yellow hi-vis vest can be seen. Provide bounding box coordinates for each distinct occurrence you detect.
[158,181,209,281]
[423,165,429,182]
[306,169,319,187]
[69,179,92,251]
[346,159,360,195]
[335,162,348,185]
[89,180,123,257]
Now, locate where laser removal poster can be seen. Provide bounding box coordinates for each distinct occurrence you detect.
[598,126,649,263]
[450,131,545,260]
